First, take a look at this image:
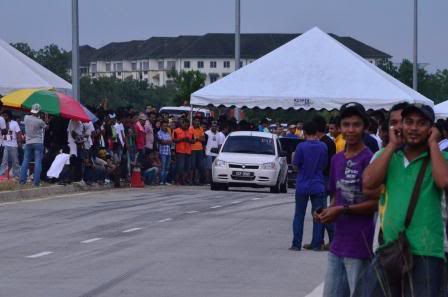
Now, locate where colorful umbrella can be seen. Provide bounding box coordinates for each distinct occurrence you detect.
[81,105,99,123]
[1,89,91,122]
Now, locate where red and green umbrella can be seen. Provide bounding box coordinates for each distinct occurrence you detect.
[1,89,92,122]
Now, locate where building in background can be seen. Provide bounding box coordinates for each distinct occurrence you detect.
[76,33,391,87]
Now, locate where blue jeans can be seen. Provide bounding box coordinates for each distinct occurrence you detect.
[0,146,20,178]
[292,191,326,249]
[352,254,444,297]
[323,252,370,297]
[20,143,44,186]
[159,154,171,184]
[143,167,159,185]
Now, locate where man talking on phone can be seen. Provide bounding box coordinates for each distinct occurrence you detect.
[355,104,448,296]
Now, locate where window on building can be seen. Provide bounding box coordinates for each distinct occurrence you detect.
[210,61,217,68]
[114,63,123,72]
[117,72,121,76]
[184,61,191,69]
[197,61,204,69]
[223,61,230,68]
[239,61,243,68]
[143,71,148,75]
[167,61,176,70]
[105,63,110,72]
[91,63,97,73]
[158,61,164,70]
[142,61,149,71]
[131,62,137,71]
[209,73,219,83]
[80,67,88,75]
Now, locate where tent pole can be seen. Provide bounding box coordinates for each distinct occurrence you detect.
[234,0,241,122]
[412,0,418,91]
[72,0,80,101]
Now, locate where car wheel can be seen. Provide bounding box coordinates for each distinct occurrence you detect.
[211,182,228,191]
[270,177,281,193]
[280,179,288,193]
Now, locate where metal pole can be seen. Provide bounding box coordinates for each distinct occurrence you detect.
[72,0,80,101]
[413,0,418,90]
[234,0,241,122]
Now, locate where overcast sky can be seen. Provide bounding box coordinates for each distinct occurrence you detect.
[1,0,446,71]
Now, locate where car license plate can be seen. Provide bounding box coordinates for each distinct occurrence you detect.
[232,171,254,177]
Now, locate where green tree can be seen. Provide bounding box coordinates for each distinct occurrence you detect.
[10,42,36,59]
[172,70,206,106]
[35,44,70,81]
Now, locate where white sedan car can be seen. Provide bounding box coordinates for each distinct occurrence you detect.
[211,131,288,193]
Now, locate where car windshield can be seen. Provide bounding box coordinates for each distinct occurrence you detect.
[221,136,275,155]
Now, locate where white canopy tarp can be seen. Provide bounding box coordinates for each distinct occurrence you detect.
[435,100,448,119]
[191,27,433,110]
[0,38,72,95]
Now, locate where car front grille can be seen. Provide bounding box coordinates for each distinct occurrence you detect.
[228,164,259,169]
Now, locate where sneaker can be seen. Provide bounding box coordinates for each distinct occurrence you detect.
[288,246,301,251]
[302,244,314,250]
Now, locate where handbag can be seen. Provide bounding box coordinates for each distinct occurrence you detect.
[378,157,429,284]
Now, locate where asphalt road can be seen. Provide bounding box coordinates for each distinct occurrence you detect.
[0,186,327,297]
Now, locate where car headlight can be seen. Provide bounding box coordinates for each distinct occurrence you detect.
[215,159,227,168]
[261,162,276,170]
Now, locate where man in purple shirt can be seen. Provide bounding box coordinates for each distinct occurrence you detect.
[315,102,377,297]
[289,121,328,251]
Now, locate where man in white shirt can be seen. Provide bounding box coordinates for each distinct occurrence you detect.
[113,116,126,162]
[67,119,84,157]
[0,110,22,178]
[204,121,225,183]
[0,112,7,162]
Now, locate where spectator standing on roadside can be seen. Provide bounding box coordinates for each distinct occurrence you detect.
[0,105,8,162]
[157,120,172,185]
[190,118,205,185]
[317,103,377,297]
[355,104,448,296]
[20,104,47,187]
[313,115,336,250]
[329,116,346,153]
[134,113,146,166]
[289,121,327,251]
[173,118,193,185]
[0,110,22,179]
[286,124,299,138]
[205,121,225,183]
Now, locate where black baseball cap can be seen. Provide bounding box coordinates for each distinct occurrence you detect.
[340,102,369,126]
[401,103,435,123]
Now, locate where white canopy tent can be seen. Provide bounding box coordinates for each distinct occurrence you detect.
[435,100,448,119]
[0,38,72,95]
[191,27,433,111]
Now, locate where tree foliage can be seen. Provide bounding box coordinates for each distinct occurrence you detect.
[172,70,206,106]
[11,42,70,81]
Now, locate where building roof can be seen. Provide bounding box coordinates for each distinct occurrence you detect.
[68,45,98,66]
[85,33,391,63]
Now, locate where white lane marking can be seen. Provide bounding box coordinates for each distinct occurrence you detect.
[304,282,324,297]
[185,211,199,214]
[122,227,143,233]
[251,198,261,201]
[157,218,172,223]
[26,251,53,258]
[210,205,222,209]
[81,238,102,244]
[231,201,242,204]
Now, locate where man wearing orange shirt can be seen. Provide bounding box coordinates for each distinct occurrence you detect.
[173,118,193,185]
[190,118,206,185]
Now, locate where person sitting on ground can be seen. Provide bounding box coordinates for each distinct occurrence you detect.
[47,146,72,184]
[141,150,161,186]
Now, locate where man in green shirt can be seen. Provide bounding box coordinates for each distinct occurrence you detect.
[354,104,448,296]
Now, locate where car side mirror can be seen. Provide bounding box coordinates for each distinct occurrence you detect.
[211,147,220,154]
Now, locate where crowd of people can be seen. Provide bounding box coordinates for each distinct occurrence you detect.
[289,101,448,296]
[0,102,240,188]
[2,98,448,295]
